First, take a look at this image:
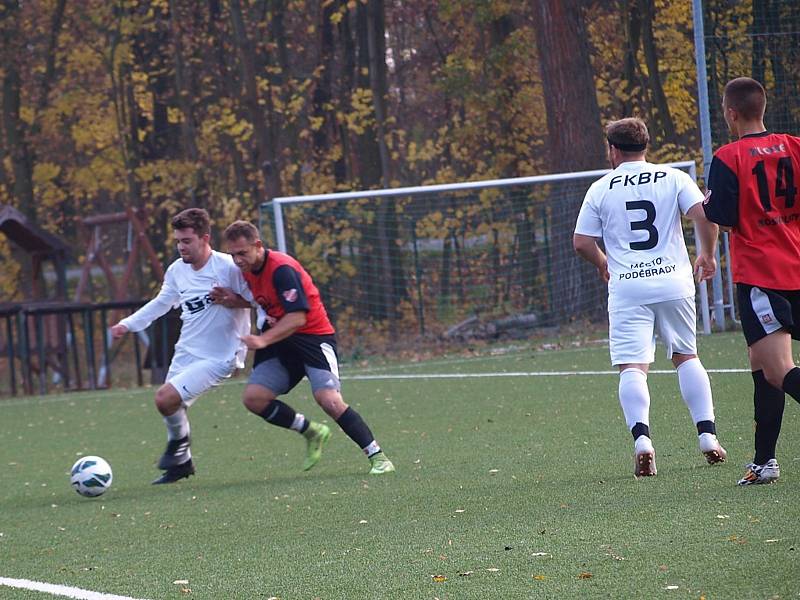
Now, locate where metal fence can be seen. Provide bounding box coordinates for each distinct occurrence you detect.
[0,301,179,397]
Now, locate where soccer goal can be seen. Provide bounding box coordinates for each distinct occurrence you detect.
[259,163,713,354]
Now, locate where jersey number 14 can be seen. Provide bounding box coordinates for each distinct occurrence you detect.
[752,158,797,212]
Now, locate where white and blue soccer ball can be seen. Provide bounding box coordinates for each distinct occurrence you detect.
[70,456,113,498]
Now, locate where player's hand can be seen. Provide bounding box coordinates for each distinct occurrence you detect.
[110,324,129,339]
[210,286,234,307]
[693,253,717,282]
[240,334,268,350]
[598,262,610,284]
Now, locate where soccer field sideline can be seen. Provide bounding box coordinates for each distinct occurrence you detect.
[0,576,150,600]
[0,367,752,409]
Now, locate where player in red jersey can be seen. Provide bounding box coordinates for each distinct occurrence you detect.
[704,77,800,485]
[213,220,395,475]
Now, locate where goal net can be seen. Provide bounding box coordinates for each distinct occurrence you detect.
[260,162,709,355]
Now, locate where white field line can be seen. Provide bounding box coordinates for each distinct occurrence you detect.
[0,368,750,408]
[0,577,150,600]
[347,368,750,380]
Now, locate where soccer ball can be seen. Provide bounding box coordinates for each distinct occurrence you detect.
[70,456,113,498]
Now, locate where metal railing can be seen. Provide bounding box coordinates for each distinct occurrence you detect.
[0,300,178,397]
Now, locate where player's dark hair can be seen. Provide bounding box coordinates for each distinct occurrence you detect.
[171,208,210,237]
[606,117,649,153]
[223,220,260,243]
[723,77,766,121]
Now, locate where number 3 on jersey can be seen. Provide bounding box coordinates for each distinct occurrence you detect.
[626,200,658,250]
[752,157,797,212]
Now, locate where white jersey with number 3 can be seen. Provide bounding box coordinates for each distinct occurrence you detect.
[574,160,704,311]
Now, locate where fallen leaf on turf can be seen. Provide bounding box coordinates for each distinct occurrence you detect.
[533,575,546,581]
[180,588,191,594]
[458,571,474,577]
[578,572,592,579]
[432,575,446,582]
[173,580,189,585]
[658,565,669,572]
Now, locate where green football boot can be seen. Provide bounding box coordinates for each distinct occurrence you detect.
[302,422,331,471]
[368,451,396,475]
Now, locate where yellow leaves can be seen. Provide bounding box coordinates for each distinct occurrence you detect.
[19,106,35,126]
[33,162,61,185]
[309,116,324,132]
[343,88,375,135]
[167,107,184,124]
[136,160,195,198]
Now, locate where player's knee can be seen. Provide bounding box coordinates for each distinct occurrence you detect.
[314,389,347,418]
[762,366,789,390]
[154,386,181,416]
[242,386,274,414]
[671,353,697,368]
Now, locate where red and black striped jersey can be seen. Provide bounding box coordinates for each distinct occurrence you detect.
[244,250,335,336]
[704,131,800,290]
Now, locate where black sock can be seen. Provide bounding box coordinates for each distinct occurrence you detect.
[336,407,377,454]
[259,400,297,430]
[752,370,785,465]
[631,422,650,441]
[696,420,716,435]
[781,367,800,404]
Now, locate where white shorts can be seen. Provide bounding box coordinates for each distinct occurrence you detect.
[608,296,697,366]
[166,350,237,407]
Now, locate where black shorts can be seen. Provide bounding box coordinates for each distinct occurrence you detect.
[249,333,341,395]
[737,284,800,346]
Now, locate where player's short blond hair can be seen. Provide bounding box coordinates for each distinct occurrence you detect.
[723,77,766,121]
[606,118,649,153]
[223,220,260,243]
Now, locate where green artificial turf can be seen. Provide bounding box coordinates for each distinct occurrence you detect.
[0,332,797,599]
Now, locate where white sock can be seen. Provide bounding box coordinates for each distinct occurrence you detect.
[290,413,307,433]
[676,358,715,424]
[619,368,651,430]
[364,441,381,457]
[164,408,190,441]
[635,435,654,453]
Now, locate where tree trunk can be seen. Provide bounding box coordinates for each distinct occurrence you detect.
[622,0,643,116]
[532,0,607,323]
[764,0,799,133]
[207,0,250,201]
[1,0,35,219]
[641,0,677,143]
[751,0,767,84]
[168,0,207,206]
[229,0,280,200]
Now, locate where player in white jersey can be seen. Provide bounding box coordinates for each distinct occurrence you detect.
[573,117,727,477]
[111,208,252,484]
